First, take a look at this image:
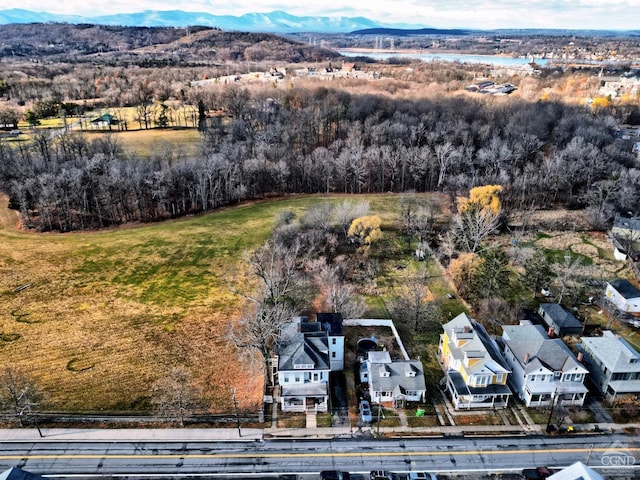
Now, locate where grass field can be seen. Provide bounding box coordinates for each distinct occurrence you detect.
[0,193,424,413]
[83,128,202,158]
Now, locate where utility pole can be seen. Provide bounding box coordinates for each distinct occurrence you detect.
[232,388,242,438]
[546,389,558,433]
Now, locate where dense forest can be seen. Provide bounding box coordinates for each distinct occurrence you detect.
[0,85,638,232]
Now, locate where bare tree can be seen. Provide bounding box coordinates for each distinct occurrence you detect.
[229,300,296,388]
[554,255,583,304]
[0,367,43,432]
[151,366,203,427]
[450,203,501,253]
[310,258,365,319]
[248,236,305,308]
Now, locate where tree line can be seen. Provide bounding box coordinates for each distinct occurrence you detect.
[0,85,638,232]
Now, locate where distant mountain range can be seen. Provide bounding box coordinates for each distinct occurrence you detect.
[0,9,426,33]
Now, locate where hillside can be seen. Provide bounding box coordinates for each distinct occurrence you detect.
[0,23,341,64]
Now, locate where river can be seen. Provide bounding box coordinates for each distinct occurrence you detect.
[337,50,547,67]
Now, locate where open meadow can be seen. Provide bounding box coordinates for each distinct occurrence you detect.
[0,193,418,413]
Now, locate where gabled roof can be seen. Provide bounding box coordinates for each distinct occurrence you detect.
[277,318,331,372]
[581,330,640,373]
[367,356,426,394]
[0,468,46,480]
[538,303,582,330]
[502,324,588,374]
[443,313,510,376]
[613,215,640,232]
[547,461,604,480]
[608,279,640,300]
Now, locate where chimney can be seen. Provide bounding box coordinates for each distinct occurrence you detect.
[548,327,555,338]
[524,353,530,364]
[577,352,583,362]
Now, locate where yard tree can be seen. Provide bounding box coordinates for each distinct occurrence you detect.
[310,258,365,320]
[348,215,383,253]
[521,249,554,298]
[247,236,305,309]
[229,300,296,388]
[473,247,511,300]
[390,276,442,334]
[0,367,43,430]
[333,199,370,238]
[450,185,503,253]
[449,252,481,299]
[151,366,203,427]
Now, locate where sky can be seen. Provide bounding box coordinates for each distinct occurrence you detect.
[4,0,640,30]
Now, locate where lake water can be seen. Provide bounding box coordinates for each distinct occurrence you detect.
[337,50,548,67]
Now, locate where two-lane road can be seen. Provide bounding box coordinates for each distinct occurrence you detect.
[1,434,639,478]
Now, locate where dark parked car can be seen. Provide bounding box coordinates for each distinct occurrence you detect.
[321,471,350,480]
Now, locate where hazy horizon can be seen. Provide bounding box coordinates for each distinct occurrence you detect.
[1,0,638,31]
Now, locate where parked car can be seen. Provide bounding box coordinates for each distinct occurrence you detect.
[408,473,437,480]
[370,471,393,480]
[320,470,350,480]
[522,467,558,480]
[360,399,372,423]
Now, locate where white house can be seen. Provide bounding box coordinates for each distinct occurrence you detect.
[605,279,640,314]
[579,330,640,402]
[273,314,345,413]
[359,350,426,407]
[501,322,588,407]
[439,313,511,409]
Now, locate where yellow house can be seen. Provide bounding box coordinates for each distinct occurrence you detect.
[439,313,511,409]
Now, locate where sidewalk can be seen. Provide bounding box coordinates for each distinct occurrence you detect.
[0,422,635,443]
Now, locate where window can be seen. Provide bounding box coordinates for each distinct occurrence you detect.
[295,375,301,383]
[530,375,536,382]
[332,352,336,358]
[332,338,336,345]
[496,373,504,383]
[283,376,289,383]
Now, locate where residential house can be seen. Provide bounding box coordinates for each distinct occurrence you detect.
[501,322,588,407]
[359,350,426,407]
[90,113,117,130]
[0,468,47,480]
[605,279,640,314]
[538,303,583,336]
[439,313,511,409]
[611,215,640,260]
[579,330,640,402]
[547,462,604,480]
[273,314,345,412]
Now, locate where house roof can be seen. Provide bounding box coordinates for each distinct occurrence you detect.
[0,468,46,480]
[538,303,582,330]
[277,318,331,372]
[613,215,640,232]
[547,461,604,480]
[91,113,116,124]
[608,279,640,300]
[316,312,344,335]
[502,324,588,375]
[368,357,426,395]
[442,313,510,376]
[580,330,640,373]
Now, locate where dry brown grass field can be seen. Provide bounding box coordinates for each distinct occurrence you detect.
[0,193,413,413]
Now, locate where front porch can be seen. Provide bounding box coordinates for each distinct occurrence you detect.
[280,383,328,413]
[446,371,511,409]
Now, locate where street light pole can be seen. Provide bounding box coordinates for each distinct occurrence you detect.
[232,388,242,438]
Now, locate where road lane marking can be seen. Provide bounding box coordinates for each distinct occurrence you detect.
[1,446,638,460]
